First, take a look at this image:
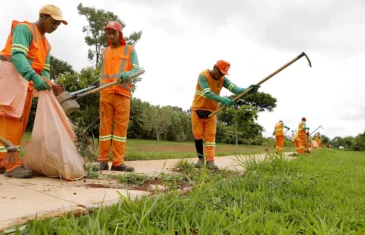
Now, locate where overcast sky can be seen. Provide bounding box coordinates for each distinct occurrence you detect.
[1,0,365,139]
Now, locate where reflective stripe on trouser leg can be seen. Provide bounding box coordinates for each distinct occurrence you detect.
[299,134,306,153]
[98,93,115,163]
[111,93,130,167]
[204,115,217,162]
[0,90,32,172]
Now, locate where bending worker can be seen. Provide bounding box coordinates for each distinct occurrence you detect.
[0,5,67,178]
[191,60,259,170]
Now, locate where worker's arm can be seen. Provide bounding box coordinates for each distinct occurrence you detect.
[119,48,140,82]
[223,76,260,94]
[11,24,50,91]
[198,75,233,106]
[302,122,310,130]
[11,24,38,82]
[40,54,51,79]
[284,124,290,130]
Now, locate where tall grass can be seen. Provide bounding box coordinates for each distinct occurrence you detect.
[15,149,365,234]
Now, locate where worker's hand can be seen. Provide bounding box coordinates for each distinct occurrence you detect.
[52,84,64,96]
[222,97,235,107]
[31,75,51,91]
[119,72,129,83]
[249,85,260,93]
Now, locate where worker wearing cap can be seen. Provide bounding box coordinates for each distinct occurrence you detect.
[191,60,259,170]
[315,132,322,148]
[96,21,140,172]
[0,5,67,178]
[272,120,290,154]
[298,117,310,154]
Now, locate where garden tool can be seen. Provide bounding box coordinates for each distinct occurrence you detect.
[0,136,18,164]
[265,129,290,152]
[57,69,145,116]
[209,52,312,117]
[309,125,323,136]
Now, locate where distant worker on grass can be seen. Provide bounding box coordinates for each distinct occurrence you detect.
[273,120,290,154]
[298,117,310,154]
[191,60,259,170]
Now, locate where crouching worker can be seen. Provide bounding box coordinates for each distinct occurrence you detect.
[191,60,259,170]
[0,5,67,178]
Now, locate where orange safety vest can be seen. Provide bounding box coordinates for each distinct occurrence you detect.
[99,45,133,97]
[0,21,51,90]
[275,122,283,136]
[192,69,224,111]
[298,121,306,136]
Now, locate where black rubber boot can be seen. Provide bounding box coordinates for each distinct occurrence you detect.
[194,139,204,168]
[98,161,109,171]
[0,167,5,174]
[111,163,135,172]
[206,161,219,170]
[4,166,33,178]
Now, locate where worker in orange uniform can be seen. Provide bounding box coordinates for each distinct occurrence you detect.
[273,120,290,154]
[96,21,140,172]
[298,117,310,154]
[191,60,259,170]
[293,131,301,154]
[315,132,322,148]
[0,5,67,178]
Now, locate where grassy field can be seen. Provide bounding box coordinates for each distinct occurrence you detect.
[21,132,294,160]
[15,149,365,234]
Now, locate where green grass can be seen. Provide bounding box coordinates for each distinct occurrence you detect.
[20,132,294,160]
[12,149,365,234]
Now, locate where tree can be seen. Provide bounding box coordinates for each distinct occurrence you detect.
[77,3,142,68]
[143,105,173,142]
[352,131,365,151]
[50,56,75,81]
[235,92,277,112]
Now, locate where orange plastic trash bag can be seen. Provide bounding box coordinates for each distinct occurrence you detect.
[311,140,319,149]
[23,91,85,180]
[0,61,28,118]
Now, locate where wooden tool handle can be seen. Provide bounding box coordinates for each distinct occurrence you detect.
[209,52,310,117]
[76,69,145,99]
[0,136,11,148]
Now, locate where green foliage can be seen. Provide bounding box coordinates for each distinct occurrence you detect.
[22,150,365,234]
[77,3,142,67]
[236,92,277,112]
[352,130,365,151]
[50,56,75,81]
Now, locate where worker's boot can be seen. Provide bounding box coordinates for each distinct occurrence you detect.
[194,139,204,168]
[194,158,204,168]
[111,163,135,172]
[0,167,5,174]
[98,161,109,171]
[206,161,219,170]
[4,166,32,178]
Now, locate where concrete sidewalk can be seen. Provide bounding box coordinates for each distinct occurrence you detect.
[0,153,281,232]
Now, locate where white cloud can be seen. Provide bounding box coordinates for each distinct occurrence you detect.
[1,0,364,139]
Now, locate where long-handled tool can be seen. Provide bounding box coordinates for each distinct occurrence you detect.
[309,125,323,137]
[209,52,312,118]
[57,69,145,116]
[0,136,18,164]
[265,129,290,152]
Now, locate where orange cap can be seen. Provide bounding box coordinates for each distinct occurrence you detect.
[215,60,230,75]
[39,5,68,25]
[105,21,126,46]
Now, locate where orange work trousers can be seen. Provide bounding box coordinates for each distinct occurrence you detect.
[275,135,284,153]
[98,93,130,167]
[191,110,217,162]
[316,140,322,148]
[294,136,300,153]
[298,134,307,154]
[0,89,33,172]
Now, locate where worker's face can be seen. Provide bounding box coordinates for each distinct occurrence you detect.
[40,14,61,34]
[106,29,120,46]
[212,66,225,80]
